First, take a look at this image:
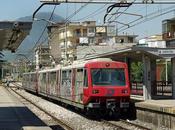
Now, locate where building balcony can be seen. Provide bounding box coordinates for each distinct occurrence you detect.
[87,32,95,37]
[163,32,175,41]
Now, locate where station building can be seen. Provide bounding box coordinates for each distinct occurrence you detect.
[78,46,175,100]
[46,20,175,101]
[0,21,32,80]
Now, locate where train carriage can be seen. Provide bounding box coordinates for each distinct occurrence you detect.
[23,72,37,93]
[22,58,130,117]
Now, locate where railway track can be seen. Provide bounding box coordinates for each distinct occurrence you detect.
[7,83,74,130]
[9,82,152,130]
[102,119,151,130]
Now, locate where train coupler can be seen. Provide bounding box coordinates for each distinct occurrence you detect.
[106,99,116,110]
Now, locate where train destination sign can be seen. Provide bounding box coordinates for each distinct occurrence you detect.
[158,50,175,55]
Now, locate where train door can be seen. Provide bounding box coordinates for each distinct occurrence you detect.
[56,70,60,97]
[38,73,41,93]
[46,72,50,96]
[72,68,76,101]
[61,69,72,100]
[35,72,38,93]
[29,74,32,90]
[49,71,57,96]
[83,68,89,104]
[33,73,37,92]
[75,68,84,103]
[40,72,47,94]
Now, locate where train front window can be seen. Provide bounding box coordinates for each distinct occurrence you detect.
[91,68,126,86]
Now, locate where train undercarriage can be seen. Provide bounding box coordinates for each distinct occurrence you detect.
[85,98,130,118]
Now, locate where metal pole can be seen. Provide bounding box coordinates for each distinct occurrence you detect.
[65,24,68,62]
[165,59,168,81]
[32,2,60,21]
[40,0,175,4]
[1,68,3,80]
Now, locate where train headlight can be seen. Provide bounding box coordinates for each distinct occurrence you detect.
[122,89,128,94]
[105,63,110,67]
[92,90,99,94]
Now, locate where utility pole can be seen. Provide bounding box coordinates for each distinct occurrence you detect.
[64,23,68,63]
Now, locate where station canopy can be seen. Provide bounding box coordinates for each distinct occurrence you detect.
[0,21,32,52]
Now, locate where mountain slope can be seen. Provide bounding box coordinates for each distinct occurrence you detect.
[18,12,65,52]
[4,12,65,61]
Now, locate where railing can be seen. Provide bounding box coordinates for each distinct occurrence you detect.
[162,32,175,41]
[131,81,173,98]
[131,82,143,96]
[155,81,172,96]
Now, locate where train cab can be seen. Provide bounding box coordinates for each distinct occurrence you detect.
[82,59,130,114]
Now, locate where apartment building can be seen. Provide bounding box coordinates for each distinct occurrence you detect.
[35,45,50,69]
[139,35,166,48]
[162,18,175,47]
[48,21,137,63]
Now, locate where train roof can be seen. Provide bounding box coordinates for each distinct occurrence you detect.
[23,58,126,74]
[71,58,113,68]
[60,58,112,69]
[38,65,61,73]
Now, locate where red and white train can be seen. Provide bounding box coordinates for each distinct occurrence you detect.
[22,58,130,117]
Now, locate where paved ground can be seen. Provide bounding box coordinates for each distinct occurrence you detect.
[0,85,48,130]
[135,99,175,114]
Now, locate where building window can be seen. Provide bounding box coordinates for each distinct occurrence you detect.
[84,69,88,87]
[89,38,94,45]
[83,29,87,36]
[75,29,81,37]
[88,27,95,33]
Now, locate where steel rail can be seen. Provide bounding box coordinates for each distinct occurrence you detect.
[8,83,74,130]
[119,119,152,130]
[11,82,152,130]
[101,119,129,130]
[101,119,151,130]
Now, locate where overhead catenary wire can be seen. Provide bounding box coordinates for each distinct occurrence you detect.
[31,5,57,52]
[33,1,93,42]
[24,1,94,60]
[27,1,90,56]
[24,1,175,60]
[118,5,175,32]
[76,4,175,54]
[78,0,137,53]
[73,4,108,21]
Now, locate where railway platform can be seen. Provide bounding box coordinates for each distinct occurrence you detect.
[0,85,51,130]
[135,100,175,129]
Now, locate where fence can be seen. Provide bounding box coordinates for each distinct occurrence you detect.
[131,82,143,96]
[154,81,172,96]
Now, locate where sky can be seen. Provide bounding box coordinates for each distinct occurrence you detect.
[1,0,175,60]
[0,0,174,36]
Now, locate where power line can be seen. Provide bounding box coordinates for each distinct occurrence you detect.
[35,5,57,48]
[40,1,93,41]
[27,2,175,60]
[118,5,175,32]
[26,1,92,58]
[28,5,57,56]
[73,4,108,21]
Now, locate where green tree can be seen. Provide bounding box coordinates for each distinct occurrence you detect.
[131,62,143,82]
